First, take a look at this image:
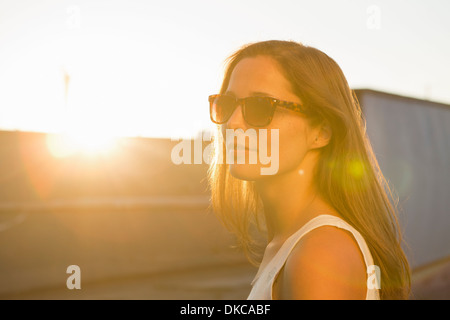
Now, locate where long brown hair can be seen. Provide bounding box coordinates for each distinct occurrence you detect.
[207,40,411,299]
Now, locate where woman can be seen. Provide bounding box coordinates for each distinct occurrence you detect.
[207,40,411,300]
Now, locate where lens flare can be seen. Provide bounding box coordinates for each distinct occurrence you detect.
[348,159,366,179]
[46,131,118,158]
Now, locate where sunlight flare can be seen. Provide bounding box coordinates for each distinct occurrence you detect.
[46,130,118,158]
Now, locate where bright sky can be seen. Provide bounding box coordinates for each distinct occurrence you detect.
[0,0,449,139]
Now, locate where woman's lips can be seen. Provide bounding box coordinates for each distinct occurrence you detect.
[226,143,256,152]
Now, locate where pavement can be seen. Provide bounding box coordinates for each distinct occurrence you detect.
[0,202,448,300]
[2,257,449,300]
[1,262,257,300]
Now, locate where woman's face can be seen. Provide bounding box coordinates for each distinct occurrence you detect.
[221,55,319,181]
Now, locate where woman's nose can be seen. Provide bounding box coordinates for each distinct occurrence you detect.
[226,104,248,130]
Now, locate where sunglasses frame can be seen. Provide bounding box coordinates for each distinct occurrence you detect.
[209,94,308,127]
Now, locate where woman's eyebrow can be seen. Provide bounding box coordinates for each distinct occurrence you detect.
[250,91,273,97]
[224,91,274,97]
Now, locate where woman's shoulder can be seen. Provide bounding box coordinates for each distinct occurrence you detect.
[276,223,368,299]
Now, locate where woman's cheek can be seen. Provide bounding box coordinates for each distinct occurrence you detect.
[277,129,308,173]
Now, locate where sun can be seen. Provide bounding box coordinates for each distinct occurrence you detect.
[46,130,118,158]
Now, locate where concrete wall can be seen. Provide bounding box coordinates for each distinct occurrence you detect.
[0,131,254,298]
[356,90,450,268]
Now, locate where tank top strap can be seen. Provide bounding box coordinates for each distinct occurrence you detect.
[248,214,380,300]
[278,214,376,269]
[251,214,376,287]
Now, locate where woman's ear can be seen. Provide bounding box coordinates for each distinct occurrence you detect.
[312,120,332,149]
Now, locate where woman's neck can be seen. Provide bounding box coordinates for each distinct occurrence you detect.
[254,152,334,244]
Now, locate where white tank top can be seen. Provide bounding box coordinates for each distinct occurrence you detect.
[247,214,380,300]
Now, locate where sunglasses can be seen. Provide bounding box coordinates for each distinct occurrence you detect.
[209,94,308,127]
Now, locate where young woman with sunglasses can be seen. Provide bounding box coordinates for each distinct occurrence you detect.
[207,40,411,300]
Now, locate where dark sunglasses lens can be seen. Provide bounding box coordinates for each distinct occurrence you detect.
[210,95,236,124]
[244,97,274,126]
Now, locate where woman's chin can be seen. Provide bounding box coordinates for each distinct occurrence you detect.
[228,163,264,181]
